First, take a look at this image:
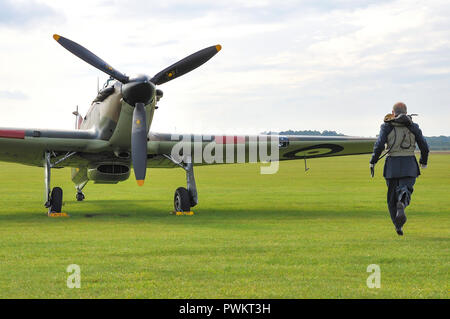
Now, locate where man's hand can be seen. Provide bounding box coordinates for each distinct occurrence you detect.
[370,163,375,178]
[420,164,427,169]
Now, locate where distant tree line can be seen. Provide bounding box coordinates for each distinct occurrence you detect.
[263,130,345,136]
[262,130,450,150]
[424,136,450,150]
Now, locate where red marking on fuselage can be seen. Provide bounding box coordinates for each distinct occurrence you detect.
[0,130,25,139]
[215,135,245,144]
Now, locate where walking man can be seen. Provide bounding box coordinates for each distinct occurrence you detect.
[370,102,429,236]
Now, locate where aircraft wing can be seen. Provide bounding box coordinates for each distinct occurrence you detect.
[0,128,106,167]
[0,128,376,169]
[146,132,376,167]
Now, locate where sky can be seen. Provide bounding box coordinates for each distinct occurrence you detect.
[0,0,449,137]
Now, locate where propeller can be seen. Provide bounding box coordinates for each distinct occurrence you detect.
[132,103,147,186]
[53,34,129,83]
[150,44,222,85]
[53,34,221,185]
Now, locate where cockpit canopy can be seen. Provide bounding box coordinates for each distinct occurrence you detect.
[102,77,116,89]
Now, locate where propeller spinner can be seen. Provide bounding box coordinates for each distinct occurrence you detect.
[53,34,221,186]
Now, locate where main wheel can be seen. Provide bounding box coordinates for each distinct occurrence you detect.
[50,187,63,213]
[174,187,191,212]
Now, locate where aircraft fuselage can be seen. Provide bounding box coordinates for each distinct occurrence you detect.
[79,80,157,155]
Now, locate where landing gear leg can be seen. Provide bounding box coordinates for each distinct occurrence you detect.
[44,151,51,209]
[165,154,198,212]
[44,151,64,214]
[184,158,198,208]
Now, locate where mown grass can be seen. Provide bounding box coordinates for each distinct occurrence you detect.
[0,154,448,298]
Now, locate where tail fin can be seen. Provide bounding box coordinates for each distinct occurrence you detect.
[72,105,83,129]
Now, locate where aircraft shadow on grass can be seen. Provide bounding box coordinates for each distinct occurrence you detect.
[0,199,378,222]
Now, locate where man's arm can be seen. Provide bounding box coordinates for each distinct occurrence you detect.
[370,123,393,164]
[408,123,429,166]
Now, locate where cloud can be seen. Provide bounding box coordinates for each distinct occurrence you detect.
[0,90,29,100]
[107,0,394,22]
[0,0,62,27]
[0,0,448,136]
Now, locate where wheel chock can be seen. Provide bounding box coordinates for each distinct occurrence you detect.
[171,211,195,216]
[48,212,69,217]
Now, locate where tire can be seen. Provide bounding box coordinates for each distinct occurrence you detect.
[50,187,63,213]
[174,187,191,212]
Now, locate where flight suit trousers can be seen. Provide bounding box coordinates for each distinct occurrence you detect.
[385,177,416,226]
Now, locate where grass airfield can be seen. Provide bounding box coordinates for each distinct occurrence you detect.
[0,154,448,298]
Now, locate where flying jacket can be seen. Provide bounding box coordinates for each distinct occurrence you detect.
[370,114,429,178]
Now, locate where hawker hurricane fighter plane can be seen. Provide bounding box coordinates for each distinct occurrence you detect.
[0,35,376,215]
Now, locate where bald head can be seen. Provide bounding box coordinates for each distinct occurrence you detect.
[393,102,407,116]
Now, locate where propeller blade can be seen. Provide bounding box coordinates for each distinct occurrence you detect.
[150,44,221,85]
[131,103,148,186]
[53,34,129,83]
